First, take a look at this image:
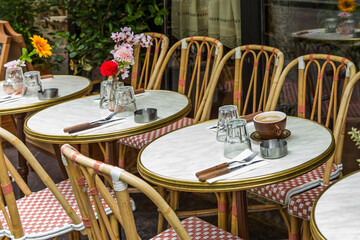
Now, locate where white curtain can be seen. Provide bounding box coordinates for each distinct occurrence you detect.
[171,0,241,48]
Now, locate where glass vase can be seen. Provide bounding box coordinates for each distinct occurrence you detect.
[3,67,24,95]
[99,76,124,111]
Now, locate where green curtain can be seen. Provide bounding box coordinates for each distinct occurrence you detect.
[171,0,241,48]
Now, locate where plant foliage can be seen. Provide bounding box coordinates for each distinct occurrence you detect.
[56,0,168,75]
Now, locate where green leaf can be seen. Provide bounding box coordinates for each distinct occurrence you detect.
[154,15,163,25]
[94,52,103,59]
[125,3,133,15]
[69,52,77,58]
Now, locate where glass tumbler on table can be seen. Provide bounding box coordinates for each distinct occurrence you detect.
[24,71,42,96]
[224,118,251,159]
[99,79,124,109]
[115,86,137,117]
[216,105,239,142]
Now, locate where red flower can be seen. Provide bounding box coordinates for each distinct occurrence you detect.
[100,61,119,76]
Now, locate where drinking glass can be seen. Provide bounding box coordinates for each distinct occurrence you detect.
[24,71,42,96]
[325,18,337,33]
[99,79,124,109]
[115,86,137,117]
[216,105,239,142]
[224,119,251,159]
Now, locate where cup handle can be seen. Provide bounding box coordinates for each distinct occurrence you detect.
[274,124,282,138]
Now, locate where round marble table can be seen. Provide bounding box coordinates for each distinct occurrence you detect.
[310,170,360,240]
[138,117,334,239]
[25,90,191,166]
[0,75,91,183]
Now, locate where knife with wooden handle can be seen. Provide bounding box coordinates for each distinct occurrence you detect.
[195,151,258,177]
[64,118,123,134]
[197,159,263,182]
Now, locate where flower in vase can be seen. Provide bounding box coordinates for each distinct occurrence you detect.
[100,61,119,77]
[338,0,356,13]
[30,35,52,58]
[4,60,26,70]
[3,35,52,70]
[101,27,152,80]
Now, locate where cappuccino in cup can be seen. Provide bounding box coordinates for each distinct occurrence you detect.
[253,111,287,140]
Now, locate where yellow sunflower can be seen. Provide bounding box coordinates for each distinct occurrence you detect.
[30,35,52,58]
[338,0,356,12]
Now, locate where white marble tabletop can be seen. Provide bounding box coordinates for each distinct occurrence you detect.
[138,117,334,192]
[311,170,360,240]
[0,75,91,115]
[24,90,191,144]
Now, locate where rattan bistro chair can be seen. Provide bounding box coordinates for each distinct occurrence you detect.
[0,127,85,239]
[202,44,284,234]
[118,36,224,168]
[131,32,169,90]
[61,144,241,240]
[286,70,360,239]
[248,54,356,239]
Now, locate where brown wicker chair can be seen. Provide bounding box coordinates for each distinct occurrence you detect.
[61,144,241,240]
[248,54,356,239]
[0,127,85,239]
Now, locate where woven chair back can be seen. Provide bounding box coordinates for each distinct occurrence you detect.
[131,32,169,90]
[148,36,223,122]
[208,45,284,115]
[0,127,82,239]
[268,54,356,184]
[270,54,356,128]
[61,144,191,240]
[323,70,360,183]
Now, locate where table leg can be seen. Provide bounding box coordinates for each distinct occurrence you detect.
[236,190,249,240]
[53,144,68,179]
[13,113,28,184]
[106,140,118,166]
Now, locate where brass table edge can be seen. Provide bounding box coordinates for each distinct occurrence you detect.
[310,169,360,240]
[137,117,335,192]
[0,75,91,115]
[24,91,192,144]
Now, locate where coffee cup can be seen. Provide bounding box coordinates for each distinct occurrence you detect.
[253,111,287,140]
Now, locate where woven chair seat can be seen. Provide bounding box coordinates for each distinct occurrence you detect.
[287,183,333,220]
[249,163,339,205]
[119,117,194,149]
[0,179,135,239]
[151,216,242,240]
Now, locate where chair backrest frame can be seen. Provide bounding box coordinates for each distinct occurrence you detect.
[131,32,169,90]
[61,144,191,240]
[0,127,83,239]
[148,36,224,123]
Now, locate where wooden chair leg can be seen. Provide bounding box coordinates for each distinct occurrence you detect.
[168,190,180,228]
[157,187,166,234]
[218,192,228,231]
[110,214,120,240]
[289,216,300,240]
[230,192,238,236]
[302,220,311,240]
[118,143,127,169]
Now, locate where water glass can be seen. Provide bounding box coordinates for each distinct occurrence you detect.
[24,71,42,96]
[325,18,337,33]
[115,86,137,117]
[224,119,251,159]
[99,79,124,109]
[216,105,239,142]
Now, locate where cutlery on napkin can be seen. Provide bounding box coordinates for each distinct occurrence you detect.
[196,151,259,180]
[194,149,268,184]
[69,119,125,136]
